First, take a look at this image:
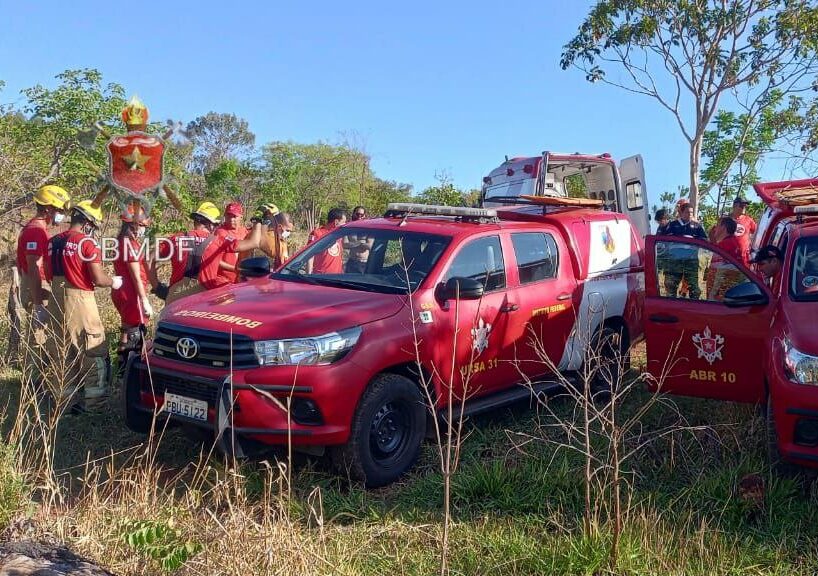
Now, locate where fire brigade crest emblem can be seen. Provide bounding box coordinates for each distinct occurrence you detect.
[79,95,184,217]
[471,318,492,355]
[107,132,165,196]
[692,326,725,365]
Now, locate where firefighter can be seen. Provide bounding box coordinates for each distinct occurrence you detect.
[112,204,156,377]
[153,201,221,304]
[199,218,265,290]
[256,203,294,268]
[11,185,71,367]
[46,200,122,412]
[212,202,249,285]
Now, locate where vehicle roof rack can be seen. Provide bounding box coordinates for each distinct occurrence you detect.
[384,203,498,223]
[777,185,818,206]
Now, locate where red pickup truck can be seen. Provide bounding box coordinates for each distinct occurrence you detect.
[124,201,645,486]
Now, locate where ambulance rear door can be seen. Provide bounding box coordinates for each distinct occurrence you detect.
[618,155,650,237]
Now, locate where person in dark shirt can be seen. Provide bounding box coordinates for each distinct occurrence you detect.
[665,198,707,239]
[655,208,670,235]
[662,199,708,299]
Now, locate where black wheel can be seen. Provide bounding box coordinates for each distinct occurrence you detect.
[589,325,628,394]
[766,393,799,477]
[122,353,153,434]
[332,373,426,487]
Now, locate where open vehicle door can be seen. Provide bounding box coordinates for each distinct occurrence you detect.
[618,155,649,237]
[643,236,772,403]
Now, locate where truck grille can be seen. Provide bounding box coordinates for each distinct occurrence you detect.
[141,371,220,407]
[152,322,258,369]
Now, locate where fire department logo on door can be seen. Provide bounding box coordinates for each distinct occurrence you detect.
[471,318,492,355]
[692,326,724,365]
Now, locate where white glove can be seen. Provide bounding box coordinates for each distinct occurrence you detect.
[141,296,154,319]
[111,275,123,290]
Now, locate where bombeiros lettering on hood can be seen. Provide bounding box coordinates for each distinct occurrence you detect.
[173,309,262,329]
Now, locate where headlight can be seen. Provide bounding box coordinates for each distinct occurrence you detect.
[784,339,818,385]
[254,327,362,366]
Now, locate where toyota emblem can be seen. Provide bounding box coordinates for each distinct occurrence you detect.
[176,337,199,359]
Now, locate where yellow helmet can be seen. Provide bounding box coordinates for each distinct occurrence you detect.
[34,185,71,210]
[260,202,280,216]
[72,200,104,228]
[191,201,221,224]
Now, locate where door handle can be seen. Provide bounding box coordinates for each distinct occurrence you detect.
[557,293,572,301]
[649,314,679,324]
[500,303,519,313]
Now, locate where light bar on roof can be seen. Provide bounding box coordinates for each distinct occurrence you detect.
[386,203,497,219]
[794,205,818,214]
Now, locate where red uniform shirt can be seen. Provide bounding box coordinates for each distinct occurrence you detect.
[717,235,747,266]
[215,226,247,285]
[158,229,210,286]
[308,225,343,274]
[47,230,101,291]
[112,237,150,325]
[734,214,757,261]
[16,217,50,280]
[199,233,240,290]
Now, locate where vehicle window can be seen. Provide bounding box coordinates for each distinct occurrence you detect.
[444,236,506,291]
[511,232,558,284]
[791,237,818,301]
[626,180,644,210]
[655,240,755,303]
[278,227,450,294]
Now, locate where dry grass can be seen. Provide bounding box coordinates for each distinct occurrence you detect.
[0,274,816,575]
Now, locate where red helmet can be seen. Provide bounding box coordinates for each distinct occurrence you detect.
[120,204,151,225]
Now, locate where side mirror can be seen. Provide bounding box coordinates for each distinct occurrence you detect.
[723,281,768,308]
[239,256,271,279]
[436,277,484,302]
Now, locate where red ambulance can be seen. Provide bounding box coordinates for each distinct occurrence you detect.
[124,201,645,486]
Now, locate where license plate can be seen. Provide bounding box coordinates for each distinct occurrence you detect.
[163,393,208,422]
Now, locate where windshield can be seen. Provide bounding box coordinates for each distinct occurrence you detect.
[790,237,818,301]
[277,227,451,294]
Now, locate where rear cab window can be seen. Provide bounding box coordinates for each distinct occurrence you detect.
[510,232,558,284]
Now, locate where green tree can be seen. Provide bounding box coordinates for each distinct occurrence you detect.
[259,141,369,230]
[185,112,255,174]
[3,69,125,202]
[561,0,818,214]
[417,183,470,206]
[700,91,803,212]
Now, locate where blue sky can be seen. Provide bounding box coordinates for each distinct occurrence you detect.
[0,0,799,206]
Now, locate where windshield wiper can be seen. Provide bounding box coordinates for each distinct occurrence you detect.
[272,272,321,285]
[310,277,406,294]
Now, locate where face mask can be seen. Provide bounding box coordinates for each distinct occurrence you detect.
[53,213,65,224]
[136,227,146,239]
[280,230,291,240]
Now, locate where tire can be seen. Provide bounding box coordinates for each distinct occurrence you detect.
[332,373,426,488]
[122,353,153,434]
[589,325,628,394]
[766,393,799,477]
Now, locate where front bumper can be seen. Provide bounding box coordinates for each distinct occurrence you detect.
[769,355,818,467]
[125,353,368,447]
